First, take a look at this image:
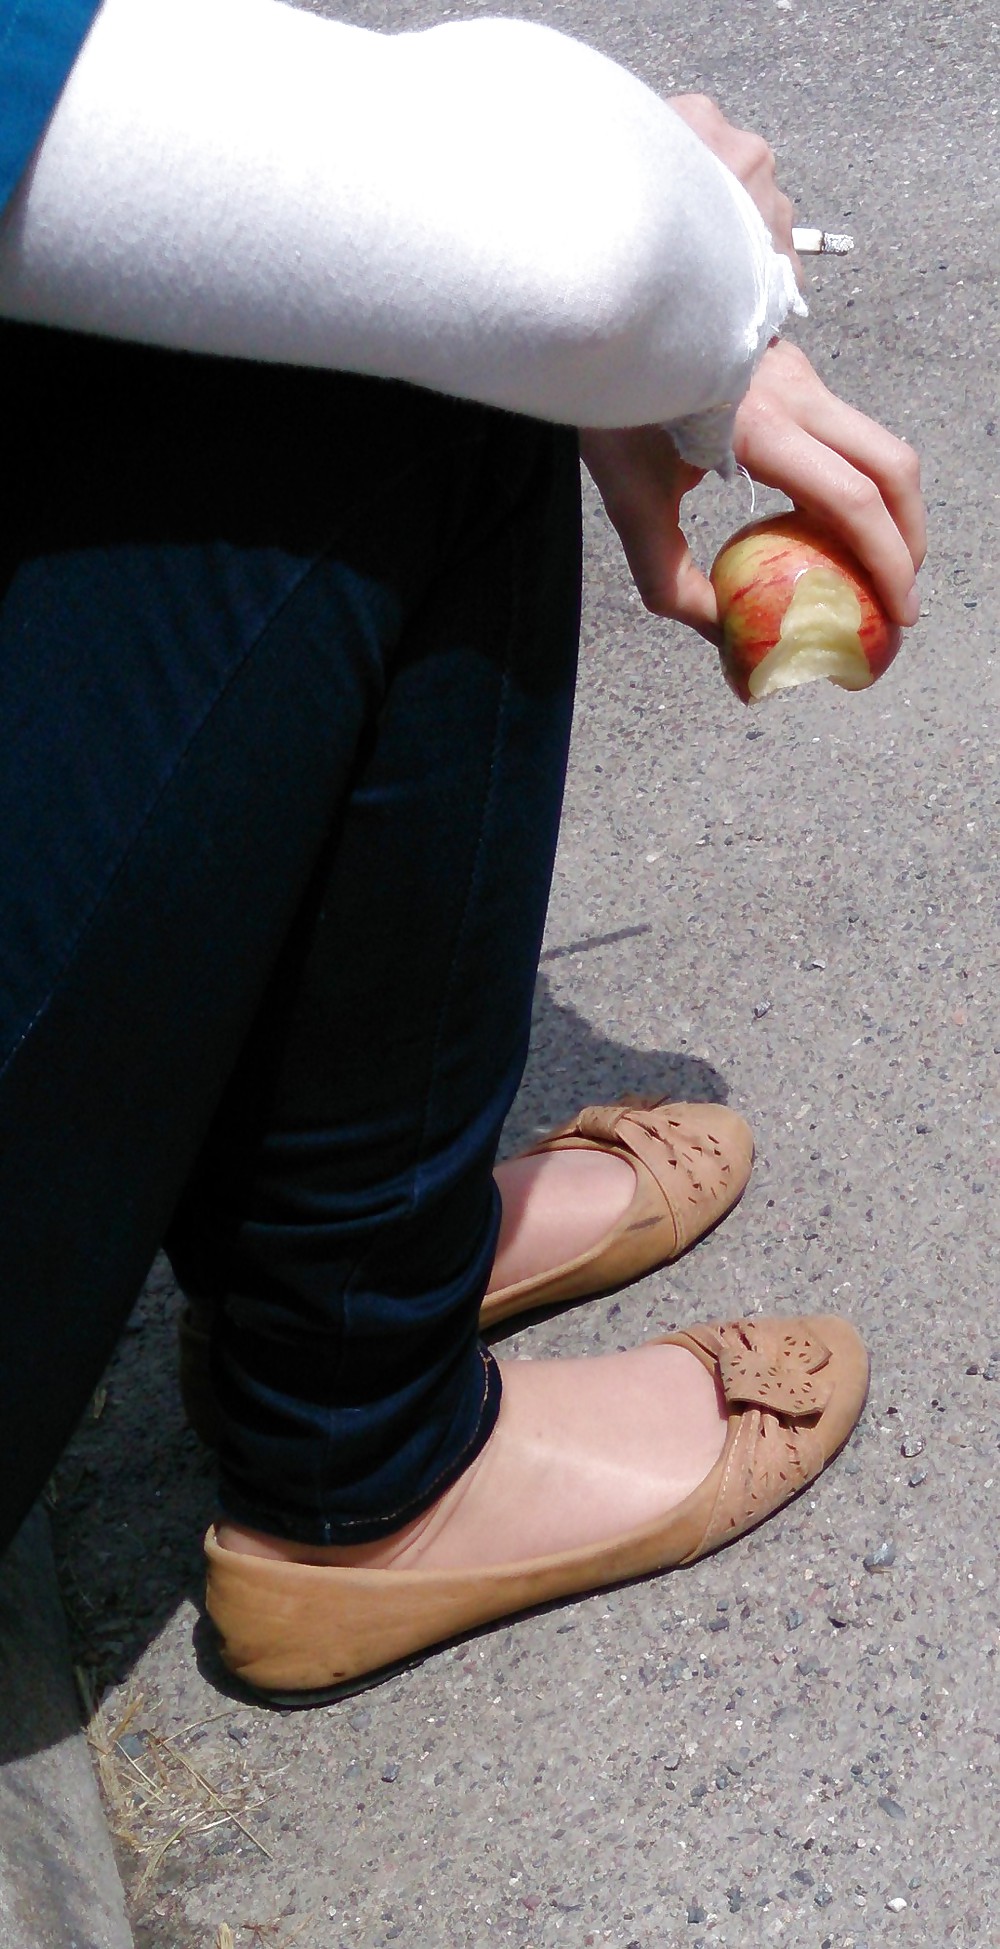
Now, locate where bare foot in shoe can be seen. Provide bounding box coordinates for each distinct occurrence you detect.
[217,1342,728,1571]
[489,1148,636,1292]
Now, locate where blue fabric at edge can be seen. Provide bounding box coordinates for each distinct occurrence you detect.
[0,0,100,214]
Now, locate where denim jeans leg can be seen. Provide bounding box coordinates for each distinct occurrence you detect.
[168,407,583,1543]
[0,323,581,1553]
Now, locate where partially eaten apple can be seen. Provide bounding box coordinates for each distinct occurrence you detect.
[710,511,903,705]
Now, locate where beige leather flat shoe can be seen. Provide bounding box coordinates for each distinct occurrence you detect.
[180,1098,753,1446]
[204,1314,868,1706]
[481,1097,754,1328]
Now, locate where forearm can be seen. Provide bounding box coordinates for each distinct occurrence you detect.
[0,0,801,457]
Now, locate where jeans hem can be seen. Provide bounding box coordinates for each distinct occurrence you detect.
[216,1343,503,1546]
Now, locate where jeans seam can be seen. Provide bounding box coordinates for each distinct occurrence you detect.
[413,587,513,1186]
[317,524,518,1516]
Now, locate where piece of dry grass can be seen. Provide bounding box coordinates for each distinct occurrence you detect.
[82,1682,274,1904]
[241,1912,321,1949]
[211,1910,321,1949]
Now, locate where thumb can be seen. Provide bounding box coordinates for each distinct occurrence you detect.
[635,518,723,647]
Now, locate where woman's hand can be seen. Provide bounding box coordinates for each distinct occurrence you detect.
[667,93,802,286]
[730,339,925,624]
[580,340,926,645]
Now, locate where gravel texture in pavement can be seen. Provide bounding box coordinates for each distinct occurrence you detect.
[30,0,1000,1944]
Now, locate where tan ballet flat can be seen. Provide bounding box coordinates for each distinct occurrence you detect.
[180,1098,753,1446]
[204,1314,868,1705]
[481,1096,754,1328]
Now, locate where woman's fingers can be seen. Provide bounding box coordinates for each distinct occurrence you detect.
[773,380,926,570]
[582,343,927,645]
[733,342,926,624]
[740,341,926,562]
[742,431,922,626]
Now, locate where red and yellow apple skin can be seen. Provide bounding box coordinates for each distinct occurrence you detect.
[710,511,903,705]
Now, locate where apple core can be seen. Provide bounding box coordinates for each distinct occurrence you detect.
[745,565,871,699]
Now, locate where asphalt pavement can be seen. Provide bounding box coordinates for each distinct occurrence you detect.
[6,0,997,1944]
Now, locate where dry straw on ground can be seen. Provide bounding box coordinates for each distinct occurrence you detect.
[80,1673,273,1909]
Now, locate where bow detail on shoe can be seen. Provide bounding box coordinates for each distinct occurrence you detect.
[480,1094,754,1324]
[575,1098,672,1147]
[571,1097,731,1206]
[699,1317,836,1419]
[675,1317,844,1560]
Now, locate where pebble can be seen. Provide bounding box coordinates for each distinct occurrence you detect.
[687,1902,706,1924]
[380,1760,401,1783]
[708,1615,730,1633]
[864,1540,897,1571]
[117,1733,145,1761]
[878,1794,907,1820]
[753,1000,773,1019]
[887,1897,909,1912]
[984,1361,999,1382]
[786,1607,805,1630]
[814,1887,834,1908]
[908,1467,928,1487]
[900,1435,925,1458]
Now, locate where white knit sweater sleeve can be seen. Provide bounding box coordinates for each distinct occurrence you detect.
[0,0,804,467]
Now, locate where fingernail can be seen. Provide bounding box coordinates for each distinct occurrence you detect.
[903,587,921,625]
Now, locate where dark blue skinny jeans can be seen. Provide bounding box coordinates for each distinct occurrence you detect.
[0,322,581,1551]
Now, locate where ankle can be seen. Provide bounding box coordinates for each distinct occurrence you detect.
[216,1344,729,1576]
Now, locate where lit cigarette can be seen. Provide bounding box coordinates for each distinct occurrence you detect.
[792,227,855,255]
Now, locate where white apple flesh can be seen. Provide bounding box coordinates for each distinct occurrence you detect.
[710,512,903,705]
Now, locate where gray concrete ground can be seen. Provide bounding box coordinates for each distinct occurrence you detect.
[15,0,1000,1944]
[0,1508,133,1949]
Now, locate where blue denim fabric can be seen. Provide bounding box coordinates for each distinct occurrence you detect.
[0,323,581,1550]
[0,0,99,212]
